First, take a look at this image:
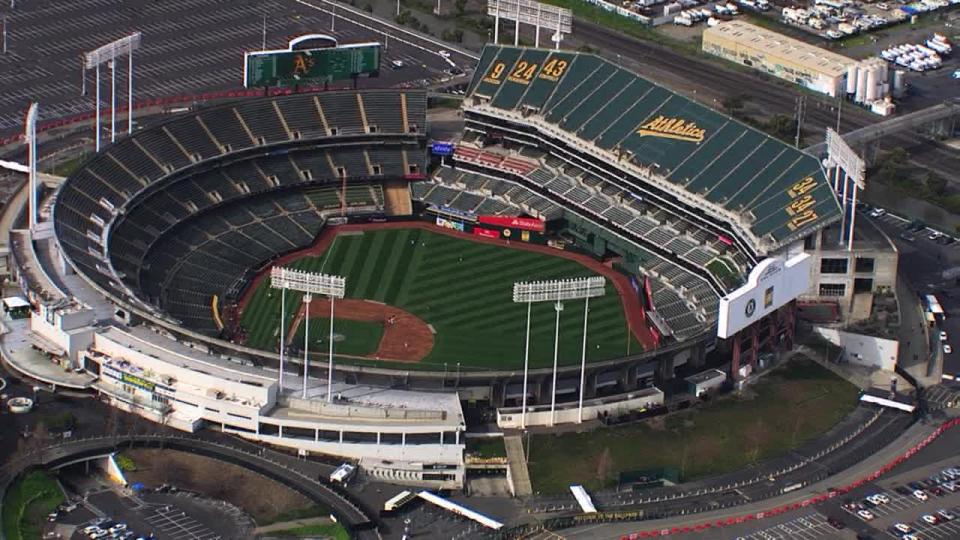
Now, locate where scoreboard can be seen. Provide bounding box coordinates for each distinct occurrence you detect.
[244,43,381,88]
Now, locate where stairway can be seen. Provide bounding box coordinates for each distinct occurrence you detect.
[504,434,533,497]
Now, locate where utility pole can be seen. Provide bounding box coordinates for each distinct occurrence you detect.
[794,95,805,148]
[261,12,267,50]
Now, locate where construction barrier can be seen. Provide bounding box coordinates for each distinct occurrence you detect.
[619,418,960,538]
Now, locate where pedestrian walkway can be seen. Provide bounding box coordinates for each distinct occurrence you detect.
[254,516,333,534]
[504,435,532,497]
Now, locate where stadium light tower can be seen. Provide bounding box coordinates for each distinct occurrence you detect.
[270,267,346,400]
[84,32,141,152]
[25,102,38,230]
[513,276,605,427]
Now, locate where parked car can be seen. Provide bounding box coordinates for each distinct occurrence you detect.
[941,331,949,342]
[892,522,913,534]
[858,509,875,520]
[938,508,956,520]
[913,489,929,501]
[869,208,887,218]
[921,514,940,525]
[827,516,846,529]
[944,344,953,354]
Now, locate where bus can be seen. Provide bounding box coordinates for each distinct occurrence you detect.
[925,294,945,321]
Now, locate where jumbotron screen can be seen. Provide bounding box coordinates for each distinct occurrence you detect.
[244,43,380,87]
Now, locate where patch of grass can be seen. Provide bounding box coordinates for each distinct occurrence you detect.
[2,470,65,540]
[527,357,859,494]
[115,454,137,472]
[706,258,741,289]
[45,154,89,177]
[259,505,330,526]
[466,437,507,459]
[269,522,350,539]
[241,228,639,371]
[291,318,384,357]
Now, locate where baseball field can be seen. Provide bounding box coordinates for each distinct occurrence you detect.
[238,223,649,371]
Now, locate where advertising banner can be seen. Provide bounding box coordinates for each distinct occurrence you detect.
[121,372,156,392]
[478,215,545,232]
[473,227,500,239]
[430,141,455,156]
[435,216,465,232]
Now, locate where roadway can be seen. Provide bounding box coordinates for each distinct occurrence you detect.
[2,433,381,538]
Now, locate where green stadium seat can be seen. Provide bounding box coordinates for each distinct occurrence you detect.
[578,78,654,142]
[559,69,636,134]
[545,62,618,125]
[490,49,552,111]
[517,51,579,112]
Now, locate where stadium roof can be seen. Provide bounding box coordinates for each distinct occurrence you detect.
[464,45,842,249]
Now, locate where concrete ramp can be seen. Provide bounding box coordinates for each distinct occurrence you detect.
[504,435,532,497]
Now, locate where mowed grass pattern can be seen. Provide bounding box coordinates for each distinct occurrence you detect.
[241,228,640,370]
[291,318,384,357]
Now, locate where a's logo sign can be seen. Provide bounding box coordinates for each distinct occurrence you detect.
[745,299,757,318]
[636,115,706,143]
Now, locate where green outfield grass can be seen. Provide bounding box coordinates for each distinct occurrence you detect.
[291,318,384,357]
[240,228,640,370]
[527,357,859,494]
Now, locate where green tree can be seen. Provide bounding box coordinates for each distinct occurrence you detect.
[722,94,747,115]
[764,114,796,142]
[925,172,947,197]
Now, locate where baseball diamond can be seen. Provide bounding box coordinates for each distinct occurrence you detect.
[237,223,649,371]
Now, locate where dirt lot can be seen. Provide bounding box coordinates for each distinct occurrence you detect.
[122,449,316,524]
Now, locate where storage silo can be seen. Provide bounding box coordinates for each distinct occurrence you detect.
[846,65,858,94]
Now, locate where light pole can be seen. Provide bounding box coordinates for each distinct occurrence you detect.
[513,277,605,428]
[271,267,346,402]
[84,33,141,152]
[550,297,562,425]
[2,16,7,55]
[303,293,312,399]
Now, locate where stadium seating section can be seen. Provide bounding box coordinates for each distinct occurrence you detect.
[53,91,427,333]
[466,45,841,249]
[427,161,711,341]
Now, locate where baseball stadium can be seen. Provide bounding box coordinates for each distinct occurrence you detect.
[47,44,843,399]
[14,40,846,494]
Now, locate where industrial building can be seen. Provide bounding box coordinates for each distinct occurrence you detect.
[703,21,899,114]
[703,20,854,97]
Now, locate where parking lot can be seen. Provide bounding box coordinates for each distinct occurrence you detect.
[0,0,472,134]
[735,512,839,540]
[54,484,251,540]
[141,503,219,540]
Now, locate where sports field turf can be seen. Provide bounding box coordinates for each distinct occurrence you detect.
[240,227,640,370]
[291,318,384,357]
[527,357,860,494]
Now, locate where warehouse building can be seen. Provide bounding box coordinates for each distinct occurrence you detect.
[702,20,854,97]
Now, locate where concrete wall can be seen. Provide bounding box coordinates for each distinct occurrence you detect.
[496,388,664,428]
[814,327,898,371]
